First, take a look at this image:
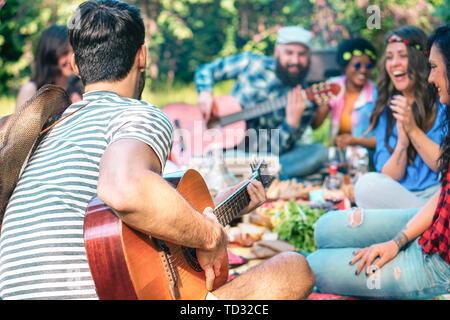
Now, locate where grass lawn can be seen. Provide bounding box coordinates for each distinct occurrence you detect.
[0,80,234,118]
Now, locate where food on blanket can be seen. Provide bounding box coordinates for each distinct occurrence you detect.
[265,179,321,200]
[249,210,272,229]
[270,201,325,253]
[250,239,296,259]
[228,227,255,247]
[228,223,267,246]
[237,223,266,241]
[257,239,296,252]
[251,243,278,259]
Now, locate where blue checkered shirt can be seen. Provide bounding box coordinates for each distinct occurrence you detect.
[194,51,317,154]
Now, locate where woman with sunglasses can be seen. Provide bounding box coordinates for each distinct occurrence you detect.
[354,26,446,209]
[316,38,378,155]
[307,25,450,300]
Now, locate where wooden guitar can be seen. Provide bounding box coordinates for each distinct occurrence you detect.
[84,161,273,300]
[162,81,341,166]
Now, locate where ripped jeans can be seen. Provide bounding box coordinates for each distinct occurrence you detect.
[307,208,450,299]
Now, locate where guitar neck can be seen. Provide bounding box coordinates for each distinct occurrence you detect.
[216,81,340,127]
[219,95,289,127]
[213,180,253,226]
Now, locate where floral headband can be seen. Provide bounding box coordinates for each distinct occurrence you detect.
[387,34,423,51]
[342,48,377,62]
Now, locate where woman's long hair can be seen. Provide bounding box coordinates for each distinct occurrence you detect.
[428,25,450,181]
[368,25,438,165]
[31,25,71,89]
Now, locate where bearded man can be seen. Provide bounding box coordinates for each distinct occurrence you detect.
[195,26,327,179]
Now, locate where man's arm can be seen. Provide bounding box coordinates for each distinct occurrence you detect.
[97,138,227,251]
[194,52,256,119]
[311,102,330,130]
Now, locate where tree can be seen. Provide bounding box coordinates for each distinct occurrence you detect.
[0,0,447,96]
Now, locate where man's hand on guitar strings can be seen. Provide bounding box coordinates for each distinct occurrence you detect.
[286,84,306,128]
[214,179,266,214]
[242,179,266,214]
[197,91,214,120]
[197,207,228,291]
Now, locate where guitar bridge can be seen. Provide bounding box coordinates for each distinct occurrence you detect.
[153,238,180,299]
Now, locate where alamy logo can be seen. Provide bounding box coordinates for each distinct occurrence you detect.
[366,265,381,289]
[366,5,381,30]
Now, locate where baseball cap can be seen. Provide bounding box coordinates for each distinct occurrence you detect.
[276,26,313,49]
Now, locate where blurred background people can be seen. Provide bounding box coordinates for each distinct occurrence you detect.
[306,24,450,300]
[317,38,377,150]
[194,26,327,179]
[354,25,446,209]
[16,24,73,111]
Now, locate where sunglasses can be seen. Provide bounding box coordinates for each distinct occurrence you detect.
[354,62,373,70]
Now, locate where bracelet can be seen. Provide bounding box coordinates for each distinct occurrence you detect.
[393,231,409,249]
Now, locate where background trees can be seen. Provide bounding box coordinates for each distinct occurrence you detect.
[0,0,447,98]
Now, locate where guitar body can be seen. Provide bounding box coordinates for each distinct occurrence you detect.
[84,169,229,300]
[162,95,246,166]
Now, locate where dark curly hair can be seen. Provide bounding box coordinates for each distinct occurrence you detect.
[428,25,450,181]
[336,38,377,69]
[368,25,438,165]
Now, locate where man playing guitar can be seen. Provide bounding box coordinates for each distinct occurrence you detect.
[194,26,329,179]
[0,0,314,300]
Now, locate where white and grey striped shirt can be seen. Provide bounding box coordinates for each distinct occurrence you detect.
[0,91,173,299]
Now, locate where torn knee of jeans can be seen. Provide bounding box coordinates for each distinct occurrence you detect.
[348,207,364,227]
[394,267,401,280]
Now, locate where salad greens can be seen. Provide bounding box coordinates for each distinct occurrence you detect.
[270,201,325,253]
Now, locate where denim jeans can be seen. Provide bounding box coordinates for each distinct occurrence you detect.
[354,172,441,209]
[279,142,327,179]
[307,208,450,299]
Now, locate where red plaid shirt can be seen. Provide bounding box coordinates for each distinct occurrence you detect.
[418,167,450,264]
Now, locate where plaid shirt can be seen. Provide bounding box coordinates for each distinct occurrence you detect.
[194,51,317,155]
[418,164,450,264]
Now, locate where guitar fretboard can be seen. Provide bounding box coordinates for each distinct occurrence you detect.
[219,95,288,126]
[213,181,252,226]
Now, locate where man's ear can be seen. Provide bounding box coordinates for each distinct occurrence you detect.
[71,53,81,78]
[138,44,147,72]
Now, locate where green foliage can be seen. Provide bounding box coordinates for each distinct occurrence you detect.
[0,0,447,96]
[271,201,325,253]
[0,0,83,94]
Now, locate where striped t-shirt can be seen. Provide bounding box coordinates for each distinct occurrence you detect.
[0,91,173,299]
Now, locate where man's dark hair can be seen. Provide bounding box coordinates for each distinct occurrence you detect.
[68,0,145,85]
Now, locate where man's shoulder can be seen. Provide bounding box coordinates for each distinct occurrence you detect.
[232,51,273,63]
[84,91,160,112]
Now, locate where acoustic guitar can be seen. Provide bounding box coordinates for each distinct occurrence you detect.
[84,161,273,300]
[162,81,341,166]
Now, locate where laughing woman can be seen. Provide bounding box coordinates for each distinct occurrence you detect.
[307,25,450,300]
[354,26,446,209]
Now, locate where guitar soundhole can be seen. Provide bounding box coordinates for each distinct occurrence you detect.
[182,247,203,272]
